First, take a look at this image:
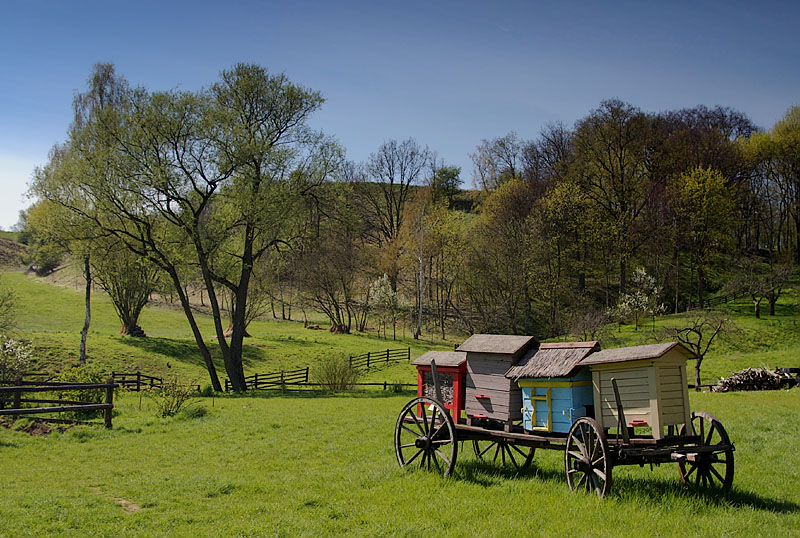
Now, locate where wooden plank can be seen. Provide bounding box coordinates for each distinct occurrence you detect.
[595,369,653,381]
[0,403,112,416]
[598,376,650,388]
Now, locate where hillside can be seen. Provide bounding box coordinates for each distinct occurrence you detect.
[0,237,25,269]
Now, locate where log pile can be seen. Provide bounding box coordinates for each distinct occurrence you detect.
[712,367,797,392]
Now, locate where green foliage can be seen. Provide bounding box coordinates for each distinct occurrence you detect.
[0,335,32,381]
[146,380,198,417]
[0,277,16,332]
[312,353,360,390]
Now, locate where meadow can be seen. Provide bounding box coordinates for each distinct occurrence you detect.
[2,270,800,536]
[1,390,798,537]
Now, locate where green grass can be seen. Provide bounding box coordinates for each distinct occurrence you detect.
[0,389,798,537]
[0,230,21,242]
[3,271,448,386]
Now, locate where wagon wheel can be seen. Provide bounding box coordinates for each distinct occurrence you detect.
[565,417,612,498]
[395,397,457,476]
[678,411,734,490]
[472,439,535,470]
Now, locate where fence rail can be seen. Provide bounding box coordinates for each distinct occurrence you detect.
[225,367,310,392]
[0,380,117,428]
[112,371,164,391]
[349,348,411,370]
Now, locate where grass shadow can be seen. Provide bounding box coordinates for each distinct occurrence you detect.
[212,388,417,400]
[118,336,262,370]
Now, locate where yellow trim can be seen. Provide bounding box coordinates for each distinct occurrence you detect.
[518,380,592,388]
[527,387,553,432]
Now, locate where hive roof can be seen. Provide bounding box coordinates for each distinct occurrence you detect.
[456,334,538,357]
[505,341,600,380]
[411,351,467,367]
[578,341,696,366]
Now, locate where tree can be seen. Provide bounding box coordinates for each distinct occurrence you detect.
[725,257,792,318]
[32,63,340,391]
[572,99,651,294]
[91,238,159,335]
[663,312,731,389]
[470,132,523,191]
[429,165,461,207]
[609,267,664,331]
[669,167,736,307]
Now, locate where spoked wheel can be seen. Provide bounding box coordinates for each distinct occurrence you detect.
[395,397,457,476]
[473,439,535,470]
[565,417,612,498]
[678,411,734,490]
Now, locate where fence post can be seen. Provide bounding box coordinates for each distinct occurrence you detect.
[136,371,141,392]
[281,371,285,384]
[104,377,114,429]
[349,356,352,368]
[367,352,370,369]
[254,372,259,390]
[305,367,309,383]
[386,349,389,363]
[12,376,22,417]
[408,347,411,361]
[383,381,387,390]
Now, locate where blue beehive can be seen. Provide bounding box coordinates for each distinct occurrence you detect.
[506,342,600,433]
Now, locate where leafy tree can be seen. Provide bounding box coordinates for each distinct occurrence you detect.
[572,99,651,294]
[669,167,736,307]
[0,278,17,332]
[609,267,664,331]
[429,165,461,207]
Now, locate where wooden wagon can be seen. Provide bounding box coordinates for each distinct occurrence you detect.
[394,340,735,498]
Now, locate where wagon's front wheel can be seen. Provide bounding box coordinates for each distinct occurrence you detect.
[473,439,535,470]
[565,417,612,498]
[395,397,457,476]
[678,411,734,490]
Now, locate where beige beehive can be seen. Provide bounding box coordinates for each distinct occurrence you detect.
[580,342,695,439]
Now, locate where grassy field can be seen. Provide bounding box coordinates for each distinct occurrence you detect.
[2,271,449,387]
[2,267,800,535]
[0,389,798,537]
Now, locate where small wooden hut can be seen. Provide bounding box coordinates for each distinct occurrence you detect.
[580,342,695,439]
[457,334,538,429]
[505,342,600,433]
[411,351,467,421]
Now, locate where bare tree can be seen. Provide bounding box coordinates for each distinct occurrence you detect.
[663,312,731,390]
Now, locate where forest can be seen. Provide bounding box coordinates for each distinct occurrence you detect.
[17,62,800,391]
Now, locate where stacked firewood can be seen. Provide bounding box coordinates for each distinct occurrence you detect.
[712,367,797,392]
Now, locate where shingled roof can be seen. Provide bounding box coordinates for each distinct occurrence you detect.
[579,341,696,366]
[456,334,539,357]
[505,341,600,380]
[411,351,467,368]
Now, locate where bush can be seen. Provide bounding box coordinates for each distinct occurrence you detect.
[147,380,198,417]
[177,405,208,420]
[312,354,360,390]
[0,335,32,381]
[52,363,108,419]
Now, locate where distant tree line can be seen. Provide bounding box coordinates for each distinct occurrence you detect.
[20,63,799,390]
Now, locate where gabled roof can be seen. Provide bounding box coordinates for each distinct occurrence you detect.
[411,351,467,368]
[578,342,696,366]
[456,334,539,357]
[506,341,599,380]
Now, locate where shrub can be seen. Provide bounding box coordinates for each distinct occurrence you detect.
[53,363,108,419]
[312,354,360,390]
[147,379,198,417]
[177,405,208,420]
[0,335,32,381]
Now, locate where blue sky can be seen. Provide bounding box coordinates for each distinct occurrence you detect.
[1,0,798,229]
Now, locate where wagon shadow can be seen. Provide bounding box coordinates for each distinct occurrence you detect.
[611,475,800,514]
[455,458,563,487]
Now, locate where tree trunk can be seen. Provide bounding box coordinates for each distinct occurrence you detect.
[694,357,703,391]
[769,297,777,316]
[753,298,761,318]
[79,255,91,364]
[165,266,222,391]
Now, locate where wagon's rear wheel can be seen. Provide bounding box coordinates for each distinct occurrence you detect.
[395,397,457,476]
[678,411,734,490]
[473,439,535,470]
[565,417,612,498]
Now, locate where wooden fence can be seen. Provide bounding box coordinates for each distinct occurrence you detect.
[224,367,310,392]
[0,380,117,428]
[112,371,163,391]
[349,348,411,370]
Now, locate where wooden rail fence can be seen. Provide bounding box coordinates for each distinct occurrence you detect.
[0,379,117,428]
[349,348,411,370]
[112,371,163,391]
[225,367,310,391]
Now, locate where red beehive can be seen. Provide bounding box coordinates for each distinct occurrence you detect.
[412,351,467,422]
